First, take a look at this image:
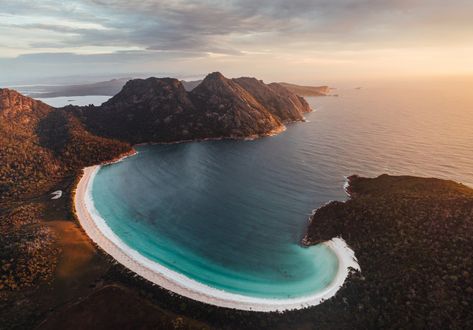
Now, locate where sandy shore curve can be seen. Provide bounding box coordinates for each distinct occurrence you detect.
[74,165,360,312]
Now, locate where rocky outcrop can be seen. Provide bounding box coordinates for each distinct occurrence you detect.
[232,77,311,123]
[190,72,283,138]
[81,78,196,143]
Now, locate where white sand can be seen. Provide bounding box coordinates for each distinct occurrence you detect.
[74,165,360,312]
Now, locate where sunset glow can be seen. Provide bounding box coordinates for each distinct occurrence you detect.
[1,0,472,83]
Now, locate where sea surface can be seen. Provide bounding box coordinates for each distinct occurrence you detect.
[10,85,111,107]
[90,81,473,299]
[37,95,111,107]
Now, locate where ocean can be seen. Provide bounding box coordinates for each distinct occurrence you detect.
[37,95,111,107]
[90,80,473,299]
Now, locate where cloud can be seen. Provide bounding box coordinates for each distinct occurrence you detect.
[2,0,472,53]
[0,0,472,82]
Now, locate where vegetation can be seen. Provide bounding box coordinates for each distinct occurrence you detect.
[1,72,308,201]
[0,89,131,201]
[0,203,58,290]
[79,72,311,143]
[33,174,473,330]
[2,79,473,328]
[0,89,60,200]
[37,285,211,330]
[303,174,473,328]
[37,108,131,169]
[0,76,314,329]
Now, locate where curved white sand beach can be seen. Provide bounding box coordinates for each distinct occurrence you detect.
[74,165,360,312]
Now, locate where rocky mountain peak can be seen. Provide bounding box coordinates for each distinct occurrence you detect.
[204,71,226,82]
[102,77,190,109]
[192,72,233,94]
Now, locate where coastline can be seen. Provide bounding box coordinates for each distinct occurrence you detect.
[134,124,288,147]
[74,163,360,312]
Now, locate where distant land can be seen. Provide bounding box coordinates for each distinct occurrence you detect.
[22,78,131,98]
[181,79,204,92]
[277,82,331,96]
[21,77,330,99]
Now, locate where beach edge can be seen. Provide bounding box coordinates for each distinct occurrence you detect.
[74,165,359,312]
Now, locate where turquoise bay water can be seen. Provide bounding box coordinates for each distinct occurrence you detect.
[91,81,473,299]
[92,141,340,298]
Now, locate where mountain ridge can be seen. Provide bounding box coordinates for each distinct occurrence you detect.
[11,76,329,98]
[78,72,310,143]
[0,72,311,199]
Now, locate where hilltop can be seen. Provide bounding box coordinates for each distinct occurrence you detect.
[72,72,311,144]
[13,76,330,99]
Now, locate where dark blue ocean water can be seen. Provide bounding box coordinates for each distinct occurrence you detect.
[91,83,473,298]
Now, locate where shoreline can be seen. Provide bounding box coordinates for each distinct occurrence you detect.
[133,124,288,148]
[74,164,360,312]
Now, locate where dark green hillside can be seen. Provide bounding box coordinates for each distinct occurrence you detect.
[304,174,473,328]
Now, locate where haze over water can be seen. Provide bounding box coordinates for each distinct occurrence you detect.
[90,80,473,299]
[314,79,473,187]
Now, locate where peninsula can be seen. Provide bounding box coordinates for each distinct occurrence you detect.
[1,73,472,329]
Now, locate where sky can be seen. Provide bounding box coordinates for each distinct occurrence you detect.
[1,0,473,85]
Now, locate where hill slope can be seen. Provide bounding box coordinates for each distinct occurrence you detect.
[233,77,311,123]
[0,89,130,200]
[303,174,473,328]
[79,72,310,143]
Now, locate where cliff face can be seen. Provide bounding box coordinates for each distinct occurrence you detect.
[80,72,310,143]
[232,77,311,123]
[190,72,282,138]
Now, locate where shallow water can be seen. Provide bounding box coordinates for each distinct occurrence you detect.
[91,81,473,299]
